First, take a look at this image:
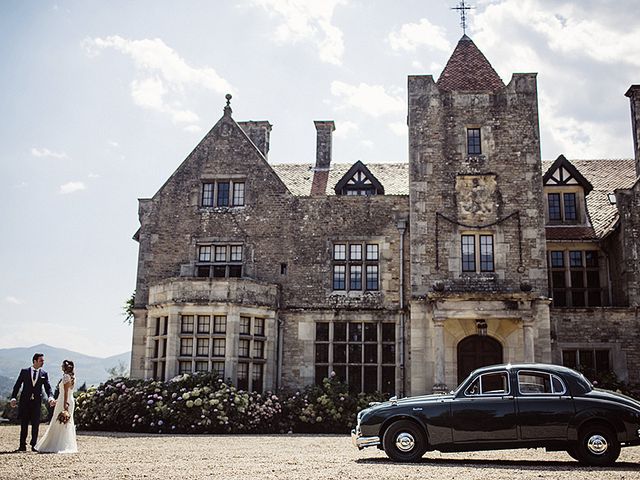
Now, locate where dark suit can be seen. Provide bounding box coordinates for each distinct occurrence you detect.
[11,367,53,449]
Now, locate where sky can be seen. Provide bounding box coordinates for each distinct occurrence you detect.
[1,0,638,358]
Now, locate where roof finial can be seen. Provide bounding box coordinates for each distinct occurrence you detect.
[451,0,474,36]
[224,93,232,116]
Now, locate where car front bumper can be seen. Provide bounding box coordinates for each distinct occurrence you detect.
[351,427,380,450]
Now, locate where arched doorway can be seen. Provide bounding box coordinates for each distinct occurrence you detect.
[457,335,503,384]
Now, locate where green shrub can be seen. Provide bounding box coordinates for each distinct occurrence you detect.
[75,373,388,434]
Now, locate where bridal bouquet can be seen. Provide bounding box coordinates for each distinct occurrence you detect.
[57,410,71,425]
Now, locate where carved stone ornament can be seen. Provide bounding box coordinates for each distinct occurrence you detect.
[455,174,497,223]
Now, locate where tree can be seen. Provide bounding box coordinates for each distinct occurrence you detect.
[106,360,129,379]
[123,291,135,325]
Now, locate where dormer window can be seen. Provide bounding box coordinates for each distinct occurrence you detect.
[467,128,481,155]
[548,192,577,222]
[335,160,384,196]
[543,155,593,225]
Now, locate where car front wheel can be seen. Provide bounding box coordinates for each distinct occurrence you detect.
[575,424,620,466]
[382,420,426,462]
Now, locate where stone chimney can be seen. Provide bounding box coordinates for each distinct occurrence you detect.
[625,85,640,177]
[314,121,335,170]
[238,121,272,158]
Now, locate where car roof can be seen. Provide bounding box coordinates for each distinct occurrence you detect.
[463,363,593,395]
[471,363,582,378]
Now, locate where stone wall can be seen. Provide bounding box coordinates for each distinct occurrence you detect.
[407,73,548,298]
[551,307,640,383]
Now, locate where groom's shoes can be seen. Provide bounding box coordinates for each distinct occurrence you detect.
[31,446,37,452]
[17,446,26,452]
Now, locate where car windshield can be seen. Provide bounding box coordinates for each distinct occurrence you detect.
[450,372,475,395]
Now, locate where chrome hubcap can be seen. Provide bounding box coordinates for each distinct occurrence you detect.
[396,432,415,452]
[587,434,608,455]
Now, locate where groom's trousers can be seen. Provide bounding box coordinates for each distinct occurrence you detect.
[19,401,41,448]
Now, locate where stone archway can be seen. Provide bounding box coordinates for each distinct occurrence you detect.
[457,335,503,384]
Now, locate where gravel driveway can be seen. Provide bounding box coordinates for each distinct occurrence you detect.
[1,425,639,479]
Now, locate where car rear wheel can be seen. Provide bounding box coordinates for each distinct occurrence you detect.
[382,420,426,462]
[575,424,620,466]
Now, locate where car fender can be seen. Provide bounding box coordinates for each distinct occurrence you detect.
[568,409,625,442]
[379,414,430,445]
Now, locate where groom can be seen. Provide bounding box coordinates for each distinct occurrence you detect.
[10,353,55,452]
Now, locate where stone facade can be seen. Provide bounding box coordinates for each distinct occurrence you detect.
[130,36,640,395]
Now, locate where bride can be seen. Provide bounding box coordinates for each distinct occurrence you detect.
[35,359,77,453]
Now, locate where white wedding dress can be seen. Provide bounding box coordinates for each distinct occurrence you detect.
[35,374,77,453]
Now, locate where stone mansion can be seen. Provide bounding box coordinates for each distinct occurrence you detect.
[130,35,640,396]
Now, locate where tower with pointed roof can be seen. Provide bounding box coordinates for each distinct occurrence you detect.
[406,35,550,392]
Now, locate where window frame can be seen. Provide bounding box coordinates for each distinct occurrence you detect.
[332,242,380,292]
[545,187,583,224]
[517,370,566,396]
[195,243,244,279]
[201,180,246,208]
[548,249,605,307]
[467,128,482,155]
[461,233,495,273]
[314,321,396,394]
[463,371,510,397]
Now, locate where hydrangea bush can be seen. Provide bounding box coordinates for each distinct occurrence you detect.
[74,373,387,434]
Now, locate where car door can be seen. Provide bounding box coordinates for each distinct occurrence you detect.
[450,370,518,443]
[515,370,575,440]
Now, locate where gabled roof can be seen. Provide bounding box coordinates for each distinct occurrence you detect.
[271,162,408,196]
[541,159,636,237]
[436,35,505,92]
[543,154,594,194]
[272,159,636,239]
[334,160,385,195]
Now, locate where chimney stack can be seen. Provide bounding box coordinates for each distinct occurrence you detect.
[314,121,335,170]
[625,85,640,177]
[238,121,272,158]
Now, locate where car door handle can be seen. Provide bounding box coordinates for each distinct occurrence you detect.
[502,396,514,400]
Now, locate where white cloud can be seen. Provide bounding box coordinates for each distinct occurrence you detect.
[388,121,407,137]
[108,140,119,147]
[360,140,374,149]
[59,181,87,194]
[183,125,203,133]
[13,181,28,189]
[388,18,451,53]
[83,35,235,124]
[333,120,358,139]
[330,81,404,117]
[5,296,24,305]
[88,173,100,178]
[248,0,345,65]
[471,0,638,158]
[31,147,68,159]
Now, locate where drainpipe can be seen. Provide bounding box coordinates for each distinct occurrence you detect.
[275,288,283,391]
[397,218,407,397]
[276,314,283,390]
[604,251,613,306]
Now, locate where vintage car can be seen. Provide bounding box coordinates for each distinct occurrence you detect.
[352,363,640,465]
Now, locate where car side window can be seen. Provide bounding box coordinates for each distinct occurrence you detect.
[518,371,566,395]
[465,372,509,396]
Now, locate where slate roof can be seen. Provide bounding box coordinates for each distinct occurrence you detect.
[436,35,505,92]
[271,163,409,196]
[271,159,636,240]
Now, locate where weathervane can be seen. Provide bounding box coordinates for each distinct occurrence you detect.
[451,0,474,35]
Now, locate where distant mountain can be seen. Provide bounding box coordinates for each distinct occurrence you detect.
[0,344,130,396]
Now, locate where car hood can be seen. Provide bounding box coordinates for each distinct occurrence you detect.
[371,393,454,410]
[586,388,640,412]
